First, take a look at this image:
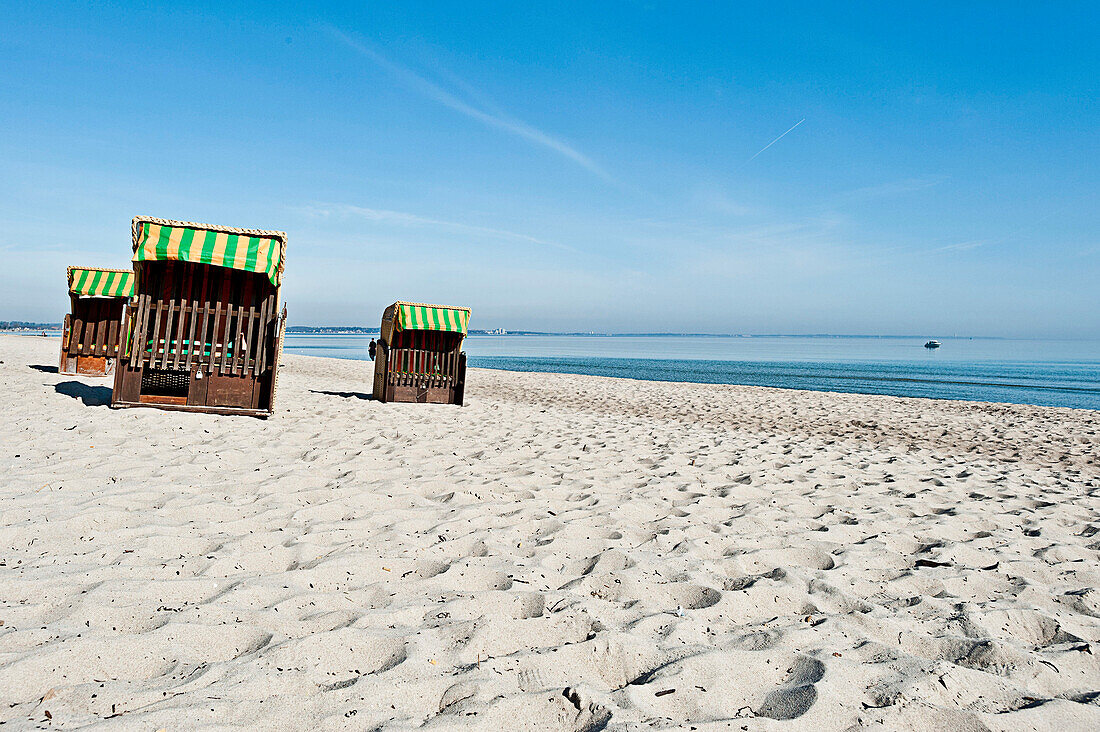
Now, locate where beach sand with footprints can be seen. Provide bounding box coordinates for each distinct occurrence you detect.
[1,332,1098,730]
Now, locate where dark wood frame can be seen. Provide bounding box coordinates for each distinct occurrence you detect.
[60,293,127,376]
[111,259,286,418]
[372,304,468,405]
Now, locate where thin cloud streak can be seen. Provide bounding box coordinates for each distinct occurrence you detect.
[304,203,578,253]
[841,175,948,201]
[326,26,614,183]
[748,118,806,161]
[930,239,986,253]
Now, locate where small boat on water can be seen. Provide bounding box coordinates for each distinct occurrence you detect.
[924,340,941,349]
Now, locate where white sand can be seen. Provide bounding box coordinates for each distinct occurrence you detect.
[1,332,1098,730]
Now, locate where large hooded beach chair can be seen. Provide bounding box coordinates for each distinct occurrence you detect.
[373,302,470,405]
[60,267,134,376]
[111,216,287,417]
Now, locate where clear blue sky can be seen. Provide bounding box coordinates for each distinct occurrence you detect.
[2,1,1097,336]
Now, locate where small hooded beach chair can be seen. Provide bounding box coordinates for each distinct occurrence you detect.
[372,302,470,405]
[60,267,133,376]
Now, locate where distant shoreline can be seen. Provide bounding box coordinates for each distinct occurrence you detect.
[5,328,1096,342]
[282,328,1005,340]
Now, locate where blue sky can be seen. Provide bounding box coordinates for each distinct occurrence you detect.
[2,1,1097,336]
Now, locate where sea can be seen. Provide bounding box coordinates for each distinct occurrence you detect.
[283,334,1100,411]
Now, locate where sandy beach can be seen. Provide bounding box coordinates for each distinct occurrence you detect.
[1,331,1098,730]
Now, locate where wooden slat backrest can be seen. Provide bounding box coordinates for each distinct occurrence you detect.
[245,306,256,375]
[184,272,200,370]
[164,298,176,368]
[97,302,107,355]
[72,314,83,355]
[233,304,245,375]
[172,301,187,369]
[139,291,152,366]
[129,268,145,366]
[95,300,106,355]
[130,292,144,367]
[149,299,163,367]
[172,263,192,369]
[188,264,206,370]
[79,312,92,356]
[149,265,164,366]
[220,303,232,375]
[71,313,82,355]
[386,343,461,388]
[161,298,173,369]
[221,268,237,375]
[74,306,86,356]
[90,301,103,356]
[254,292,270,376]
[236,274,254,375]
[212,267,226,372]
[208,301,221,372]
[207,268,223,372]
[156,264,171,368]
[107,313,119,355]
[103,301,113,355]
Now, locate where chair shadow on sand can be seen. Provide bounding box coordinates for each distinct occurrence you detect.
[310,389,373,401]
[29,364,59,374]
[55,381,112,407]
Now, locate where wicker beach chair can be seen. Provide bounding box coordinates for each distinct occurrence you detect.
[111,216,288,417]
[373,302,470,405]
[60,267,134,376]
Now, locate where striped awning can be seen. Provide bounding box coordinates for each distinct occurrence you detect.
[68,267,134,298]
[394,302,470,335]
[132,217,286,286]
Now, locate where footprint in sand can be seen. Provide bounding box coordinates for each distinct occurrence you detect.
[730,628,780,651]
[741,546,836,571]
[266,628,407,688]
[438,679,480,713]
[574,549,635,576]
[755,656,825,720]
[971,608,1084,649]
[658,583,722,610]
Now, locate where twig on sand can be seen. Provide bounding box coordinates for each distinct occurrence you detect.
[104,691,186,719]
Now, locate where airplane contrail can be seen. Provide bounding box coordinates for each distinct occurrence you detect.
[326,26,615,183]
[748,118,806,161]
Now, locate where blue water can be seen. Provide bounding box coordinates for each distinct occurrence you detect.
[285,334,1100,410]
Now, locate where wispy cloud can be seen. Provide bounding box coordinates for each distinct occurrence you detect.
[689,187,756,217]
[928,239,986,254]
[303,203,578,253]
[747,118,805,162]
[842,176,948,202]
[326,26,614,183]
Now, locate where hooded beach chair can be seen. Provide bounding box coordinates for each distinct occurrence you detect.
[60,267,134,376]
[372,302,470,405]
[111,216,287,417]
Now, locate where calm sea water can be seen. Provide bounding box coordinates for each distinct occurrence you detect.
[284,335,1100,411]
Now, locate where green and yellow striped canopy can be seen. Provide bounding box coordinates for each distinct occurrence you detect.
[394,302,470,335]
[132,217,286,286]
[67,267,134,298]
